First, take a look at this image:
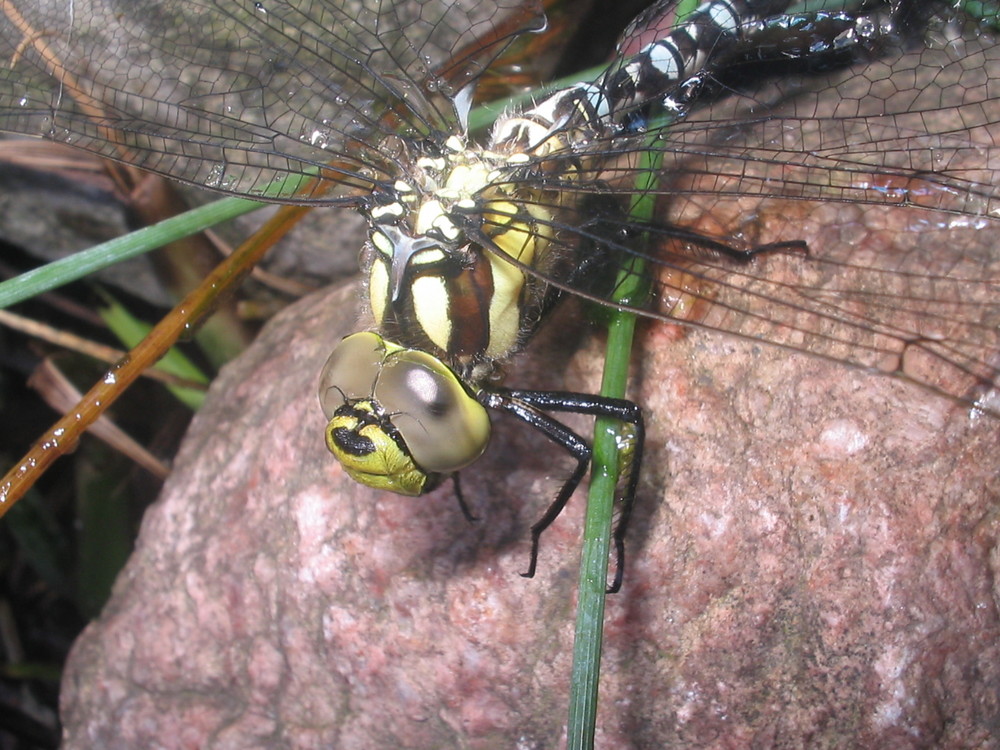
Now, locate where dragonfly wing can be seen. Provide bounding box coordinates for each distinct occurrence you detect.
[483,21,1000,418]
[645,31,1000,415]
[0,0,544,202]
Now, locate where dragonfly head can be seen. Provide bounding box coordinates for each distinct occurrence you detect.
[318,332,491,496]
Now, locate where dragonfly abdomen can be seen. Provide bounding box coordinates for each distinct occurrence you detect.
[491,0,797,153]
[493,0,928,153]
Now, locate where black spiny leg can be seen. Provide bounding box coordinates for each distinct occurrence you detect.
[450,473,478,522]
[478,388,645,592]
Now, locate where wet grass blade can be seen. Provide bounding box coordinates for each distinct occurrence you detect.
[97,293,210,410]
[0,196,265,308]
[567,134,661,748]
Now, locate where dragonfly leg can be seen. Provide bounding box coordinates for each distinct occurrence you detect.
[483,388,645,591]
[450,473,479,522]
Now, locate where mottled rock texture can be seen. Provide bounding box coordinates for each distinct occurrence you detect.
[60,271,1000,748]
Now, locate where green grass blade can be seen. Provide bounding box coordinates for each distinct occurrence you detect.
[467,64,607,133]
[961,0,1000,26]
[97,293,210,410]
[565,304,641,750]
[567,136,661,747]
[0,196,266,309]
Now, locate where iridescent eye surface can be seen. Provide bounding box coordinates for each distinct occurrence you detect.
[317,331,385,418]
[318,332,490,484]
[375,347,491,474]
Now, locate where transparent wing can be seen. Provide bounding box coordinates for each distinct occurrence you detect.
[1,0,997,418]
[0,0,544,202]
[476,11,1000,418]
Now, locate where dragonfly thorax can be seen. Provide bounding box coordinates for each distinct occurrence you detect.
[362,141,558,371]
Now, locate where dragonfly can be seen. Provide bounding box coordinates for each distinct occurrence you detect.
[1,0,998,589]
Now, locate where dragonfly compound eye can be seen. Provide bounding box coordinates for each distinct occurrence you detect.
[318,332,491,495]
[317,331,386,415]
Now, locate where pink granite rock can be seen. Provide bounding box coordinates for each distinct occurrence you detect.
[58,262,1000,748]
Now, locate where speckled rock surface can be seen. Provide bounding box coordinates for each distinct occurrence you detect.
[58,264,1000,748]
